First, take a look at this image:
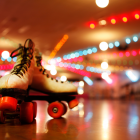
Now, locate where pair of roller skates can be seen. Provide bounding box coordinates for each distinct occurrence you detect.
[0,39,78,124]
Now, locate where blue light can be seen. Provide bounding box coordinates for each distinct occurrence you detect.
[83,50,87,55]
[1,57,5,61]
[57,57,61,62]
[63,55,67,60]
[64,63,68,67]
[13,57,17,62]
[92,47,97,53]
[7,57,12,62]
[86,66,90,71]
[133,36,138,42]
[108,43,114,49]
[90,67,95,72]
[87,49,92,54]
[71,64,75,68]
[79,51,83,56]
[83,76,93,86]
[75,64,80,69]
[71,53,75,58]
[67,54,71,59]
[125,38,131,44]
[80,65,84,70]
[75,52,79,57]
[114,41,120,47]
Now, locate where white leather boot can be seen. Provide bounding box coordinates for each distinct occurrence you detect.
[30,49,78,95]
[0,39,35,111]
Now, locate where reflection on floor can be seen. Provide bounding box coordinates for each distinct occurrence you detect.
[0,98,140,140]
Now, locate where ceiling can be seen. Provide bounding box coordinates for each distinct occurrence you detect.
[0,0,140,80]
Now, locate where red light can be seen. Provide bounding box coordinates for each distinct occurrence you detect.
[90,23,95,29]
[111,19,116,24]
[135,14,140,19]
[79,57,83,62]
[122,17,128,22]
[125,51,130,57]
[132,51,137,56]
[119,52,123,57]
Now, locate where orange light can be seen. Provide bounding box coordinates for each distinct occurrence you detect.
[111,19,116,24]
[90,23,95,29]
[135,14,140,19]
[122,17,127,22]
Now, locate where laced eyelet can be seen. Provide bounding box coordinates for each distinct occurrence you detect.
[10,39,34,78]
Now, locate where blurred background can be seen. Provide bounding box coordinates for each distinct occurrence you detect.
[0,0,140,99]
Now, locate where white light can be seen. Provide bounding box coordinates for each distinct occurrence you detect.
[50,69,57,75]
[101,62,108,69]
[101,72,112,84]
[44,65,51,71]
[126,70,139,82]
[60,76,67,82]
[95,0,109,8]
[99,42,108,51]
[79,81,84,87]
[78,89,84,95]
[99,20,107,25]
[2,51,10,59]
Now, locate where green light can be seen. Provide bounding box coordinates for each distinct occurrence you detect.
[117,60,121,65]
[129,60,133,65]
[123,60,127,65]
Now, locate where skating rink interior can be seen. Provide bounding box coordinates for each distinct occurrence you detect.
[0,94,140,140]
[1,0,140,140]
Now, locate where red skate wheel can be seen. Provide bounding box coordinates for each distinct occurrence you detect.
[61,102,68,115]
[68,98,79,109]
[0,111,5,124]
[32,102,37,119]
[20,102,33,123]
[0,97,17,111]
[48,102,64,119]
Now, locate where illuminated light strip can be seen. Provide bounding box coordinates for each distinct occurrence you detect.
[48,34,69,60]
[83,76,93,86]
[66,67,91,77]
[87,10,140,29]
[0,64,14,70]
[53,34,139,61]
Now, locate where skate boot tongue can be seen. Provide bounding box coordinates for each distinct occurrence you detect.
[10,39,34,78]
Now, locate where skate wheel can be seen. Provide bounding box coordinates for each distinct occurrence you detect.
[0,97,17,111]
[48,102,64,119]
[68,98,79,109]
[20,102,33,123]
[32,102,37,119]
[61,102,68,115]
[0,111,5,124]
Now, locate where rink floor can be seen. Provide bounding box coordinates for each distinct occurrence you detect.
[0,97,140,140]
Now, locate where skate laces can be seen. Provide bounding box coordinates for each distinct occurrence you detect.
[35,55,64,83]
[10,39,34,78]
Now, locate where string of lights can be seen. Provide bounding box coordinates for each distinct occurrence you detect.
[88,10,140,29]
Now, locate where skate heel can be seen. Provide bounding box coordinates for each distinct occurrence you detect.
[0,97,17,111]
[68,98,79,109]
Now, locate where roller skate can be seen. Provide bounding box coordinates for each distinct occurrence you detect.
[28,49,79,118]
[0,39,37,124]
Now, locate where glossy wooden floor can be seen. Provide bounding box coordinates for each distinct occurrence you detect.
[0,98,140,140]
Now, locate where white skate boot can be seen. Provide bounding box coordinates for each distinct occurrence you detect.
[0,39,35,123]
[30,49,79,118]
